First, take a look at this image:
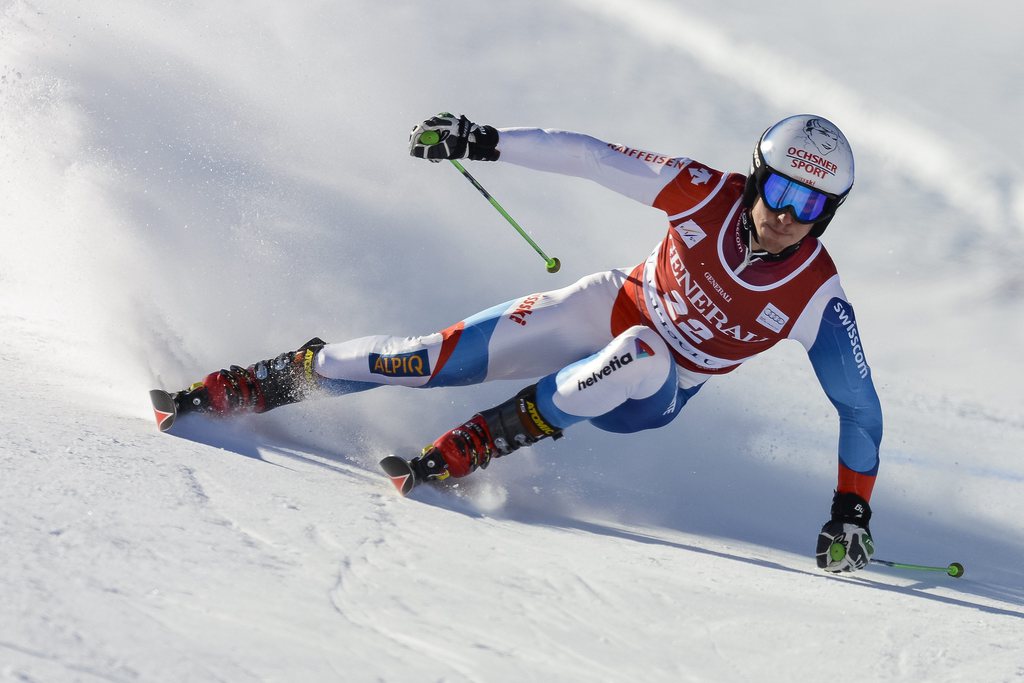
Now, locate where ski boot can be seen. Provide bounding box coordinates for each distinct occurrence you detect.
[380,384,562,495]
[151,337,327,431]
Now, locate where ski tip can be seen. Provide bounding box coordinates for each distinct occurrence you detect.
[149,389,177,432]
[379,455,417,496]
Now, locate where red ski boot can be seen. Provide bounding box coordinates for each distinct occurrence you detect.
[420,413,496,479]
[175,337,326,417]
[402,385,562,487]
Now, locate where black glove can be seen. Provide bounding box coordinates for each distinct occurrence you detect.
[409,113,500,162]
[816,491,874,573]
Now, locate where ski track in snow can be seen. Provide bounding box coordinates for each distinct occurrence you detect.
[2,1,1023,681]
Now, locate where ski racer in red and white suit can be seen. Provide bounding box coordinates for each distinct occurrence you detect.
[187,114,882,573]
[497,126,883,502]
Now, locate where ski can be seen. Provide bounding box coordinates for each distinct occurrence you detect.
[149,383,210,432]
[380,448,453,496]
[380,455,419,496]
[149,389,179,432]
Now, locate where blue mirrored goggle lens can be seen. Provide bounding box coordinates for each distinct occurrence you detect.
[760,172,829,222]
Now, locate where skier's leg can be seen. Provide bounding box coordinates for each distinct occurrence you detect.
[415,326,704,481]
[586,380,703,433]
[536,327,709,434]
[183,270,627,417]
[314,268,628,390]
[534,325,679,430]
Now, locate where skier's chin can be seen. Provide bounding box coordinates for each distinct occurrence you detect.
[757,224,796,252]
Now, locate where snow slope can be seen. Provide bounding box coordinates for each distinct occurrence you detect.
[2,1,1022,681]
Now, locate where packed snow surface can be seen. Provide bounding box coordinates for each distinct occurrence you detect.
[2,1,1022,681]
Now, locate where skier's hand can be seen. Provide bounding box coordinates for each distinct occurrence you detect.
[409,113,499,162]
[816,520,874,573]
[815,492,874,573]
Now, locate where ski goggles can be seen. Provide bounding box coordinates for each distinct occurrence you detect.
[757,170,839,223]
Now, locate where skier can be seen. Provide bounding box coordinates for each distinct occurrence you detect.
[161,113,882,574]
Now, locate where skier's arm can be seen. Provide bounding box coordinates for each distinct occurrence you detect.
[792,288,882,501]
[496,127,692,206]
[408,114,710,210]
[789,278,881,573]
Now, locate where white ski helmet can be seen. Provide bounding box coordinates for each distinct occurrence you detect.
[743,114,854,237]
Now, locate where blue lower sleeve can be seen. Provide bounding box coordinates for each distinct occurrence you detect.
[808,298,883,475]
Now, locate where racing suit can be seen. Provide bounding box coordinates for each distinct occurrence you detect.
[316,128,883,500]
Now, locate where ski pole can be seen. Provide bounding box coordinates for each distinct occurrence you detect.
[829,543,965,578]
[419,129,561,274]
[873,558,965,578]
